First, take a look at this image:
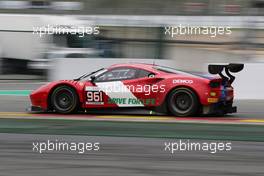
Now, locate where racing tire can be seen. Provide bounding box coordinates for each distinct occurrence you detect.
[51,86,78,114]
[167,88,199,117]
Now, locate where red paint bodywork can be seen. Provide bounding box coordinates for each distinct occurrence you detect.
[30,63,234,111]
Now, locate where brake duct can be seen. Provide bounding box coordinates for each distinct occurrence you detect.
[208,63,244,84]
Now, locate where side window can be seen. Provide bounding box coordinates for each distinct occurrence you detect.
[137,69,155,78]
[95,68,137,82]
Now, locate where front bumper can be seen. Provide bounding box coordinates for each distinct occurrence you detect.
[26,106,45,113]
[203,102,237,115]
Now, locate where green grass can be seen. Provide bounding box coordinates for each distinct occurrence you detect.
[0,90,32,96]
[0,118,263,141]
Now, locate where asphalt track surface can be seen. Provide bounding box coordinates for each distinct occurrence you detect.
[1,133,264,176]
[0,82,264,175]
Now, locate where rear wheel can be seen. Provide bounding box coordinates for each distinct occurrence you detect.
[167,88,199,117]
[51,86,78,114]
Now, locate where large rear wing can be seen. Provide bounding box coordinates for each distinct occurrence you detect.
[208,63,244,84]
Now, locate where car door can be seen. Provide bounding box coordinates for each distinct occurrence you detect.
[122,69,163,107]
[84,67,139,108]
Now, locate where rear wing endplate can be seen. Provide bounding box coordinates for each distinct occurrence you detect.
[208,63,244,84]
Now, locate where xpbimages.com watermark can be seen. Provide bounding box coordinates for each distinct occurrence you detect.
[33,25,100,37]
[164,140,232,154]
[164,25,232,38]
[32,140,100,154]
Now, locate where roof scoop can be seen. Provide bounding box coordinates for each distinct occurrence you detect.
[208,63,244,84]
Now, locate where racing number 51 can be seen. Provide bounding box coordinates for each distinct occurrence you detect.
[87,91,103,102]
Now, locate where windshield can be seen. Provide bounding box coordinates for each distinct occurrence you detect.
[75,68,107,81]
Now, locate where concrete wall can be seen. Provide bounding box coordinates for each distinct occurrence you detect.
[49,58,179,80]
[50,47,247,81]
[50,58,264,99]
[233,63,263,99]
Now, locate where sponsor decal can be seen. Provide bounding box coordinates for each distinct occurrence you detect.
[85,86,100,91]
[108,98,156,106]
[95,81,143,107]
[85,87,104,105]
[207,98,218,103]
[86,83,165,96]
[86,91,104,105]
[85,81,161,107]
[173,79,193,84]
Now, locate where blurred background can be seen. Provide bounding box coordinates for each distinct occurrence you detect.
[0,0,263,83]
[0,3,264,175]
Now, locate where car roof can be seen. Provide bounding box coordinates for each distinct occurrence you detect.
[108,63,157,71]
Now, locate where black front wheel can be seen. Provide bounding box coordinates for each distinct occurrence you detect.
[51,86,78,114]
[167,88,199,117]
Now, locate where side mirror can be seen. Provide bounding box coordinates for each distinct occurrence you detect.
[148,73,155,78]
[90,75,96,83]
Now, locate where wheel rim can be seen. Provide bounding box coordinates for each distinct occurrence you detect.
[172,91,193,114]
[175,93,191,110]
[54,90,74,110]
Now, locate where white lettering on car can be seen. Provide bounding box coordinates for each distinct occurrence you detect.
[173,79,193,84]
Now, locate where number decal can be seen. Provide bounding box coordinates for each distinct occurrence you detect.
[86,91,104,105]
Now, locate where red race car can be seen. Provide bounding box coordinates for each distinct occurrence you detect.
[29,63,243,116]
